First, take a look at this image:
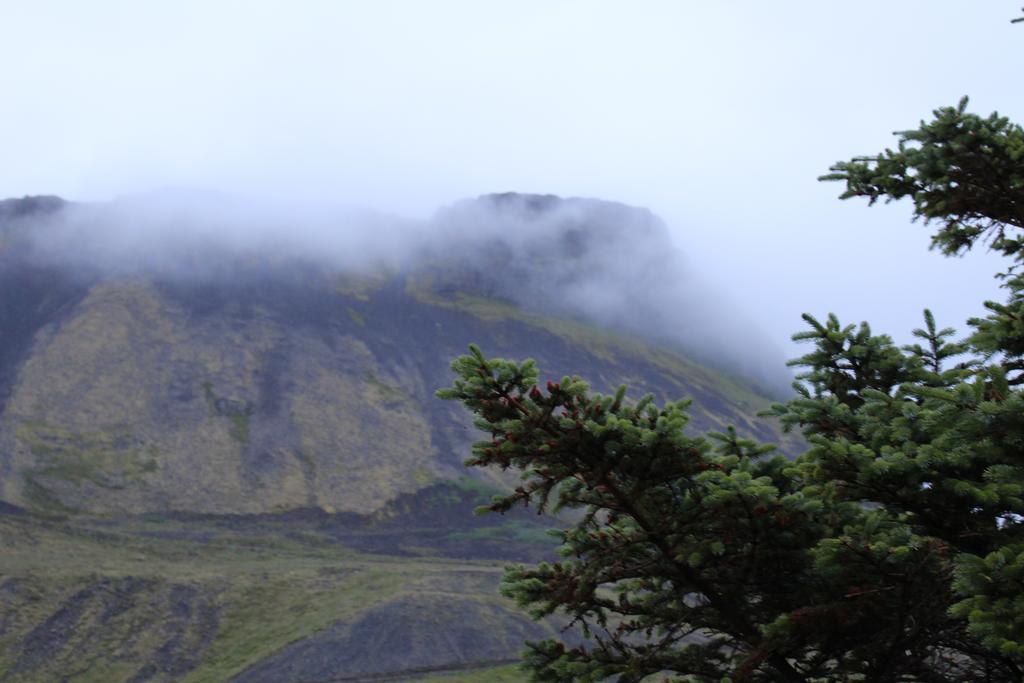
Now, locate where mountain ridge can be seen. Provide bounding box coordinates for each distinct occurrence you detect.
[0,192,802,681]
[0,192,795,516]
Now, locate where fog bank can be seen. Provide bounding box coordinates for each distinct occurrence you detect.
[1,191,790,392]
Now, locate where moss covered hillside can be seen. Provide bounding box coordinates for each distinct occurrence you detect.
[0,194,798,680]
[0,235,797,516]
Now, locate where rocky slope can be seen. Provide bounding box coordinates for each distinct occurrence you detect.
[0,192,799,681]
[0,481,569,682]
[0,193,795,516]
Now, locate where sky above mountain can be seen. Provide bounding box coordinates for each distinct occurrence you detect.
[2,2,1022,359]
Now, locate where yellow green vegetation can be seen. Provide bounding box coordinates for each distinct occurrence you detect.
[346,306,366,326]
[287,349,443,512]
[227,414,250,445]
[447,521,554,546]
[411,284,744,391]
[16,421,158,513]
[0,513,539,682]
[415,663,526,682]
[364,371,411,406]
[409,285,799,450]
[0,282,451,514]
[0,271,796,515]
[333,271,387,301]
[183,570,404,683]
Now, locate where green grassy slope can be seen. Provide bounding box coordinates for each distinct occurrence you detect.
[0,506,566,682]
[0,271,799,518]
[0,198,802,680]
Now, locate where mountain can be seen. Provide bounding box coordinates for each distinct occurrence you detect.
[0,192,794,516]
[0,192,799,681]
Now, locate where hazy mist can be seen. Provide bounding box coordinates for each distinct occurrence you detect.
[1,190,791,390]
[2,1,1022,378]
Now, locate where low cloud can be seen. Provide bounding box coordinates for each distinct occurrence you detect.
[1,190,791,393]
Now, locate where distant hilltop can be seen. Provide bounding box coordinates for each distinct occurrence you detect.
[0,194,66,220]
[0,190,797,516]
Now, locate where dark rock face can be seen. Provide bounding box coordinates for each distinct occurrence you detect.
[0,193,798,682]
[0,193,795,517]
[230,594,559,682]
[0,576,222,682]
[0,196,66,222]
[424,192,672,311]
[0,261,93,410]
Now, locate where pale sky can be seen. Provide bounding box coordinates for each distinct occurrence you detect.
[2,1,1021,360]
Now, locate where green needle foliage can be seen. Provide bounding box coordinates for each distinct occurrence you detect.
[820,96,1024,259]
[440,96,1024,682]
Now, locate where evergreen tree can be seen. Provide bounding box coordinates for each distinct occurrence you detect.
[439,99,1024,681]
[792,96,1024,669]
